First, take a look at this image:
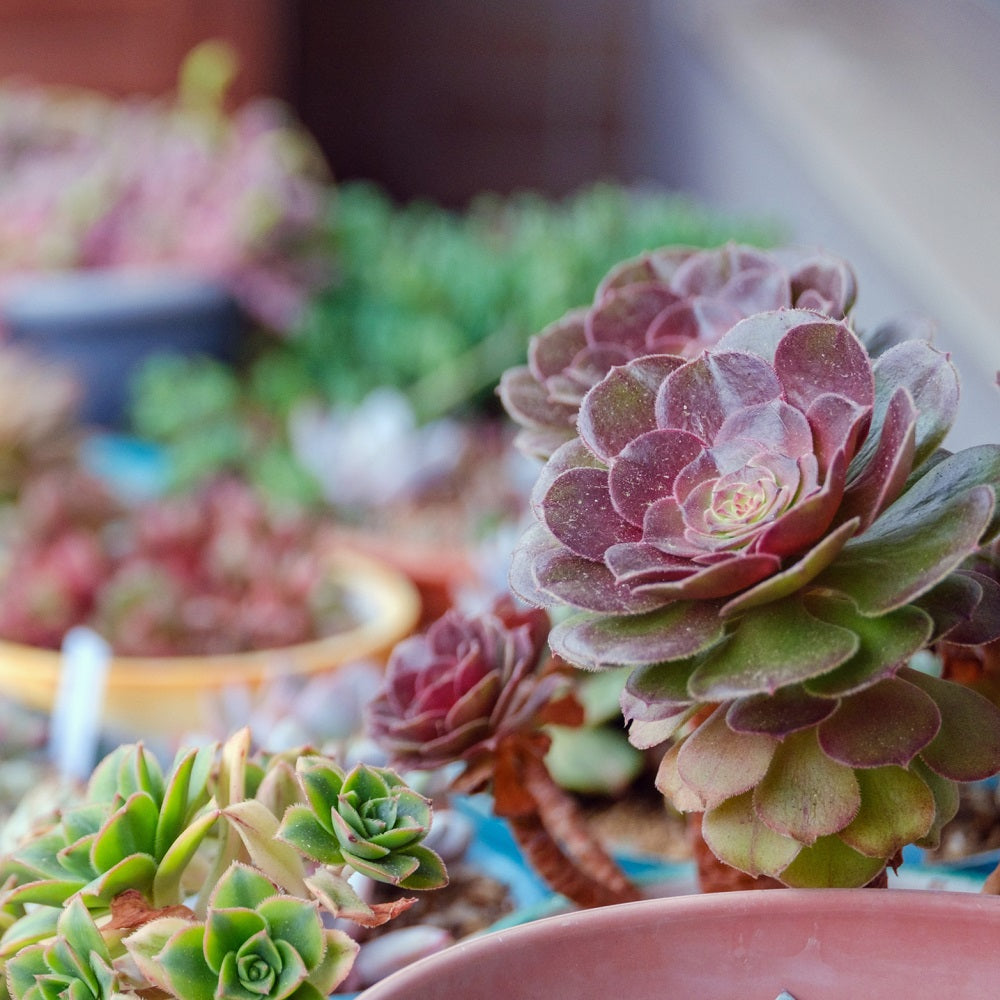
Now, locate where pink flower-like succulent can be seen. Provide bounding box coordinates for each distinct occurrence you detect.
[499,243,857,459]
[509,306,1000,885]
[366,599,563,773]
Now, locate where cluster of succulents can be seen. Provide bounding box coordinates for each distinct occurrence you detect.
[501,243,1000,887]
[0,41,332,333]
[0,729,447,1000]
[0,472,355,655]
[367,597,640,908]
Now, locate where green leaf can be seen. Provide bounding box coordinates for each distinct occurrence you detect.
[222,802,309,898]
[91,792,159,872]
[59,896,110,969]
[212,863,278,911]
[341,849,420,887]
[544,724,644,795]
[838,766,935,858]
[303,869,375,923]
[901,668,1000,780]
[817,678,941,768]
[0,907,59,959]
[83,852,158,905]
[802,593,933,696]
[153,807,222,908]
[328,809,388,862]
[154,923,217,1000]
[298,764,344,833]
[753,729,860,843]
[910,756,960,850]
[550,602,726,670]
[341,766,392,804]
[118,916,192,994]
[277,805,345,866]
[778,834,886,888]
[156,748,204,858]
[688,597,858,700]
[701,792,802,879]
[676,706,778,810]
[395,845,448,891]
[3,878,84,908]
[204,909,267,972]
[5,945,50,1000]
[56,834,100,881]
[305,929,359,996]
[257,896,325,968]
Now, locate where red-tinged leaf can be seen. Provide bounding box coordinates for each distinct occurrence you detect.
[528,309,589,380]
[753,729,860,843]
[677,706,778,810]
[871,339,960,466]
[902,667,1000,781]
[910,756,960,850]
[716,308,829,362]
[727,686,837,736]
[529,438,605,517]
[608,428,704,525]
[701,791,802,878]
[806,393,869,480]
[541,467,641,560]
[550,602,726,671]
[838,766,935,858]
[720,516,860,617]
[531,542,663,614]
[656,351,782,443]
[655,740,706,811]
[635,551,781,603]
[622,656,701,717]
[497,366,575,436]
[689,596,858,700]
[839,386,917,529]
[934,571,1000,645]
[817,678,941,768]
[715,398,813,458]
[585,282,680,351]
[578,355,682,461]
[774,320,874,412]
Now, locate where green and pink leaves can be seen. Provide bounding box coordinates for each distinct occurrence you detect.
[130,864,357,1000]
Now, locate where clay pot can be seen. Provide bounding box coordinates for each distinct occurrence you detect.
[356,888,1000,999]
[0,549,419,739]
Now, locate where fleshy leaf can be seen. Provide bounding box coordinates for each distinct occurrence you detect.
[802,593,933,697]
[817,678,941,768]
[901,667,1000,780]
[222,801,309,898]
[910,756,960,850]
[726,686,837,736]
[152,923,216,1000]
[655,740,706,811]
[753,729,860,843]
[394,845,449,891]
[676,706,778,810]
[277,805,344,866]
[778,835,885,888]
[688,597,858,700]
[91,792,159,872]
[837,766,935,858]
[701,791,802,878]
[550,602,726,670]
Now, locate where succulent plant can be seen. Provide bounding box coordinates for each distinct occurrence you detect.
[367,598,640,908]
[507,304,1000,887]
[499,243,857,459]
[0,730,447,1000]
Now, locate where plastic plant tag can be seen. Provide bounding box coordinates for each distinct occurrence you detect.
[51,626,112,781]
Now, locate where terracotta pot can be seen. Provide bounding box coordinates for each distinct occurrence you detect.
[0,549,420,739]
[356,889,1000,999]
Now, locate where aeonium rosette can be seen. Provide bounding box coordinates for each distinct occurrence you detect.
[510,307,1000,887]
[499,243,857,460]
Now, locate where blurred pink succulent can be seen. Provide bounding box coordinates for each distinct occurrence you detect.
[499,243,856,459]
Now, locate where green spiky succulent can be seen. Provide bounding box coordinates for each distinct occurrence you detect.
[505,281,1000,886]
[0,730,446,1000]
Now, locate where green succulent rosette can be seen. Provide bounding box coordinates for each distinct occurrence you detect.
[126,863,356,1000]
[0,743,217,917]
[5,898,122,1000]
[277,762,446,891]
[509,307,1000,885]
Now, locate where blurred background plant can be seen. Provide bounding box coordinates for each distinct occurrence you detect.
[0,40,333,335]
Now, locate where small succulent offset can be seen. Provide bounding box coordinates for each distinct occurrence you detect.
[505,284,1000,887]
[498,243,857,460]
[366,597,641,908]
[0,730,446,1000]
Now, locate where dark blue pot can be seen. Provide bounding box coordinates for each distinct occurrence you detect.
[2,269,242,427]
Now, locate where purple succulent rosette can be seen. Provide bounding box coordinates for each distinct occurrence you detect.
[498,243,857,459]
[510,307,1000,885]
[366,602,561,772]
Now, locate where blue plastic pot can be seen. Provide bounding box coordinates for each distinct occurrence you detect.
[2,268,242,427]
